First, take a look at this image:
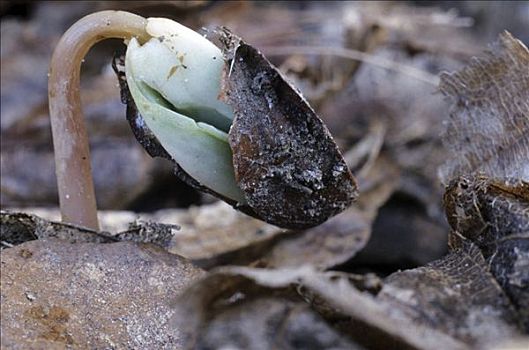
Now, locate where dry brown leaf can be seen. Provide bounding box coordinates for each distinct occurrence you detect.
[0,210,176,249]
[166,202,281,261]
[174,235,526,350]
[444,175,529,331]
[438,32,529,332]
[249,206,372,270]
[173,266,467,350]
[178,205,373,270]
[1,211,115,247]
[439,32,529,184]
[0,203,283,261]
[182,295,362,350]
[378,239,523,347]
[174,173,529,348]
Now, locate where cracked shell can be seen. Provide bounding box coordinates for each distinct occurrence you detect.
[218,30,357,228]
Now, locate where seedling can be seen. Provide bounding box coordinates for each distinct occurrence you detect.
[48,11,357,231]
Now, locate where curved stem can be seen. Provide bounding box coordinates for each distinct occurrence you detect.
[48,11,149,230]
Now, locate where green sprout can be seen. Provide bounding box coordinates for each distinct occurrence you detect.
[124,18,246,204]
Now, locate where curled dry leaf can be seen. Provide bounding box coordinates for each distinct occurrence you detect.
[444,175,529,331]
[438,31,529,331]
[438,31,529,184]
[377,239,523,347]
[185,295,361,349]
